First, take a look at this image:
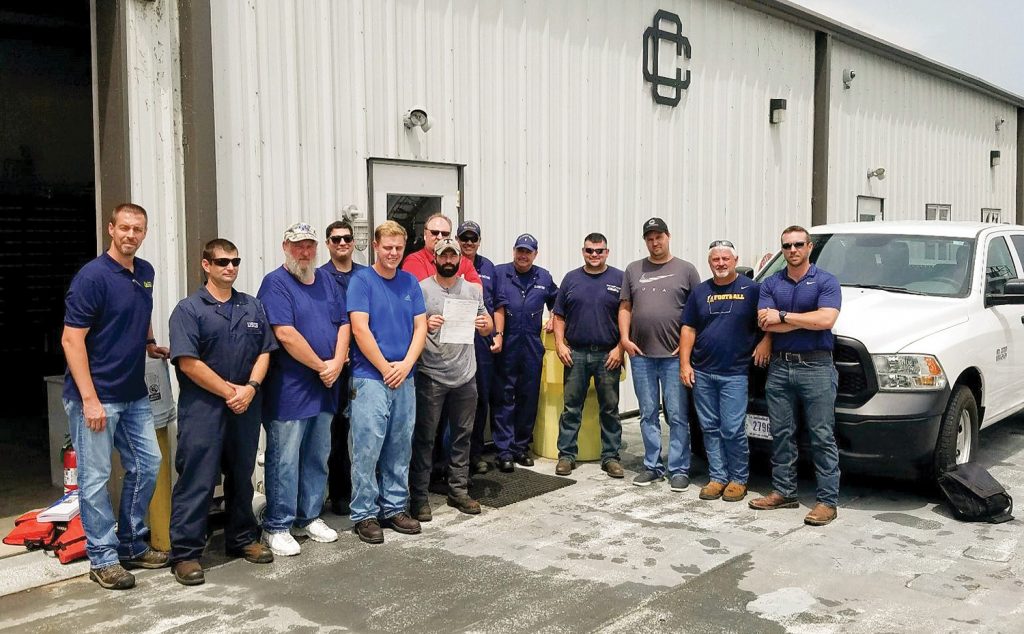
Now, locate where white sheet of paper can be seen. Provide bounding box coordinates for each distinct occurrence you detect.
[439,298,479,345]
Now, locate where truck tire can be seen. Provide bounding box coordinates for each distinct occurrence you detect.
[932,385,978,478]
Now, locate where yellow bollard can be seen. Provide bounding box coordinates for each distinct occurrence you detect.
[146,426,172,551]
[531,330,622,461]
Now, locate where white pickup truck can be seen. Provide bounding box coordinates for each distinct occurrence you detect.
[747,221,1024,482]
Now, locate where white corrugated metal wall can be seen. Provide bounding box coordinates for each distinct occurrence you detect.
[826,40,1018,224]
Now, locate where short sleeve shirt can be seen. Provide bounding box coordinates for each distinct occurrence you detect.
[418,276,485,387]
[552,266,623,349]
[401,249,482,284]
[620,257,702,358]
[758,264,842,352]
[318,260,367,297]
[257,266,348,420]
[347,267,427,381]
[62,253,155,403]
[682,277,761,375]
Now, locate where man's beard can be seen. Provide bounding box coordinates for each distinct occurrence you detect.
[437,263,458,278]
[285,254,315,283]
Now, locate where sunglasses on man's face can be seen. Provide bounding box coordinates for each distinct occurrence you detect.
[458,234,479,243]
[428,229,452,238]
[209,257,241,267]
[329,234,354,244]
[583,247,607,255]
[781,241,807,250]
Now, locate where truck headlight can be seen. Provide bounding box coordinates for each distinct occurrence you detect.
[872,354,947,391]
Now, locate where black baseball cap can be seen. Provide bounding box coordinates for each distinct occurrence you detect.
[642,217,669,236]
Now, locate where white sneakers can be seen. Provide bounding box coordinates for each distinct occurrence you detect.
[262,531,301,557]
[292,518,339,543]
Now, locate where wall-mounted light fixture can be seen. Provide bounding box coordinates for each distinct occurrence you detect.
[991,150,1001,167]
[842,69,856,89]
[342,204,370,251]
[867,167,886,180]
[995,117,1006,132]
[403,108,432,132]
[769,98,787,124]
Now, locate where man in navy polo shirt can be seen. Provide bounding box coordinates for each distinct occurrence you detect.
[168,239,277,585]
[552,232,626,478]
[62,203,170,590]
[751,225,842,526]
[457,220,498,474]
[492,233,558,472]
[319,219,367,516]
[258,222,350,556]
[680,240,771,504]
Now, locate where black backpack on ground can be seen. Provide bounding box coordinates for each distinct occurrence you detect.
[937,462,1014,524]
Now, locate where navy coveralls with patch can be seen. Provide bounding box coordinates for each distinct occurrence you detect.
[168,287,278,563]
[470,253,498,460]
[492,263,558,460]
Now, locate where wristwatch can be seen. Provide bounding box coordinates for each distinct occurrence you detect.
[146,338,157,346]
[494,331,503,337]
[246,380,261,392]
[779,311,788,324]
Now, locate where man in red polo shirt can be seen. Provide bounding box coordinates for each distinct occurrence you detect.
[401,213,482,284]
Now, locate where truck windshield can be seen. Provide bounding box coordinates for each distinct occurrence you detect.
[757,234,976,298]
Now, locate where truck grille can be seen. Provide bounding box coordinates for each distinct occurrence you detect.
[748,336,877,407]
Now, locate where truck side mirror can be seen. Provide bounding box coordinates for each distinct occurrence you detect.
[985,278,1024,306]
[736,266,754,278]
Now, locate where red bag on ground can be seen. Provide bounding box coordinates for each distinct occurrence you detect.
[52,516,87,564]
[3,510,56,549]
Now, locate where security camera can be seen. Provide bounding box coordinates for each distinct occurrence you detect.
[403,108,431,132]
[995,117,1006,131]
[843,69,856,88]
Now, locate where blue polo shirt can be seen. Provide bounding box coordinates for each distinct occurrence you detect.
[258,266,348,420]
[758,264,841,352]
[552,266,623,348]
[346,267,426,381]
[318,260,367,297]
[493,263,558,338]
[169,287,279,422]
[473,254,497,314]
[682,277,761,375]
[63,253,155,403]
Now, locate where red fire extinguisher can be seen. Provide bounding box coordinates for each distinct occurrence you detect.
[62,438,78,493]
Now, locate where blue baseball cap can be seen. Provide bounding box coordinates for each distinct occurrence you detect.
[457,220,481,238]
[513,233,538,252]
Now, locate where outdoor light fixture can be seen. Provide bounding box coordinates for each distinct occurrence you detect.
[991,150,1001,167]
[769,98,787,124]
[342,204,370,251]
[867,167,886,180]
[842,69,856,89]
[995,117,1006,131]
[403,108,432,132]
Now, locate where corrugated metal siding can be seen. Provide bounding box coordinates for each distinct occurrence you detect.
[827,40,1017,224]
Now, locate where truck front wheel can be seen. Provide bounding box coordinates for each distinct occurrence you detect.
[932,385,979,478]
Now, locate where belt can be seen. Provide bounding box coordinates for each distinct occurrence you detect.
[771,350,833,363]
[569,344,617,352]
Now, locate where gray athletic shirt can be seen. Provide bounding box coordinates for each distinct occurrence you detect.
[620,257,702,358]
[418,276,486,387]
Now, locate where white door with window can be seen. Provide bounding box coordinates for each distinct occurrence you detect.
[976,234,1024,419]
[369,161,460,258]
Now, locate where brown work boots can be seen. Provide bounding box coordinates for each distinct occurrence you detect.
[749,491,838,526]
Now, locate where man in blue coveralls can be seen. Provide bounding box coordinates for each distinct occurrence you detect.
[319,220,366,516]
[258,222,350,556]
[492,233,558,473]
[168,239,277,586]
[62,203,170,590]
[457,220,498,474]
[552,233,626,478]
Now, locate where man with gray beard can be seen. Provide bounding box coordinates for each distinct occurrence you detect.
[256,222,350,556]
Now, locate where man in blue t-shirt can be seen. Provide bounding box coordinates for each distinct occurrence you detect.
[62,203,170,590]
[552,233,626,478]
[347,221,427,544]
[257,222,351,557]
[318,219,367,516]
[680,240,771,504]
[751,225,842,527]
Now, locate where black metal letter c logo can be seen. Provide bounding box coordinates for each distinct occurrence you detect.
[643,10,692,106]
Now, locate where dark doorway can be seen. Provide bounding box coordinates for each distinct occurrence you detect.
[0,2,95,528]
[387,194,441,264]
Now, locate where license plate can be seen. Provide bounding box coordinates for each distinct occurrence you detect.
[745,414,772,440]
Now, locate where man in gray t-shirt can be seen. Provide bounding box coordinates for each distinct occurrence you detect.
[410,239,493,520]
[619,217,702,491]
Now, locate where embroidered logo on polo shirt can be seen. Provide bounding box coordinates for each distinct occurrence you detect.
[246,321,260,329]
[143,281,153,288]
[606,285,621,293]
[533,285,546,290]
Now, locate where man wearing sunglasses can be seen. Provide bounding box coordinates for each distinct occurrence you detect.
[168,239,278,585]
[752,225,842,527]
[401,213,482,285]
[257,222,351,556]
[552,233,626,479]
[319,220,367,516]
[679,240,771,504]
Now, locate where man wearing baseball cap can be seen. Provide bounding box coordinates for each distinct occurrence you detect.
[256,221,350,556]
[401,213,482,284]
[619,218,701,490]
[491,233,558,472]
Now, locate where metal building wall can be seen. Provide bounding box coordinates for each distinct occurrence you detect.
[826,40,1018,223]
[209,0,815,296]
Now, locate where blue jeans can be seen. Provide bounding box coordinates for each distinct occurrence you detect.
[692,371,750,484]
[765,359,840,506]
[630,356,690,476]
[349,377,416,523]
[263,411,333,533]
[64,397,161,569]
[557,347,621,464]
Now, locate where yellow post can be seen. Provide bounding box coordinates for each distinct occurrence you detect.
[146,426,172,551]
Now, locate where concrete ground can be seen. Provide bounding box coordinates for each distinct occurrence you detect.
[1,414,1023,634]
